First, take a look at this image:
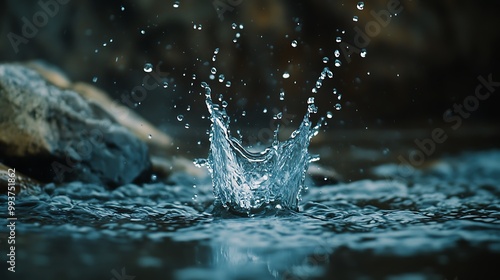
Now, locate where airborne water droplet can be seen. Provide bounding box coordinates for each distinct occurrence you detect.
[334,49,340,57]
[144,63,153,73]
[225,81,231,87]
[360,49,367,58]
[218,74,225,82]
[322,57,329,63]
[177,114,184,121]
[353,16,359,22]
[336,36,342,43]
[334,59,342,67]
[148,134,152,139]
[326,111,333,119]
[357,2,364,10]
[173,1,180,8]
[279,90,285,101]
[335,103,342,110]
[211,67,217,74]
[282,72,290,79]
[291,40,298,47]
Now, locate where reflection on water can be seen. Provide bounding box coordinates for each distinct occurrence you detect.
[1,150,499,279]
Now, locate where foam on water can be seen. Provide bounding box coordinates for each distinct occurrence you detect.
[196,82,322,215]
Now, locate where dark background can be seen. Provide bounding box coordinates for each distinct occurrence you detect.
[1,0,499,175]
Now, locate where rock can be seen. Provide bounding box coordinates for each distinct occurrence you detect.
[0,63,150,187]
[0,163,39,195]
[27,61,205,181]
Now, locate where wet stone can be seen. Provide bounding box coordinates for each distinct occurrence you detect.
[0,63,150,187]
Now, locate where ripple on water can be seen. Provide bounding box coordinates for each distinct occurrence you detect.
[1,150,499,279]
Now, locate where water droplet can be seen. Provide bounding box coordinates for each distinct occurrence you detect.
[307,97,315,104]
[334,49,340,57]
[239,24,244,29]
[120,5,125,11]
[357,2,364,10]
[338,94,342,100]
[185,123,190,129]
[360,49,367,58]
[92,76,98,83]
[218,74,225,82]
[279,90,285,101]
[333,88,337,94]
[148,134,152,139]
[140,30,145,35]
[276,112,283,119]
[336,36,342,43]
[334,59,342,67]
[335,103,342,110]
[150,174,157,181]
[322,57,329,63]
[241,111,246,117]
[291,40,298,47]
[326,111,333,119]
[231,23,237,29]
[177,114,184,121]
[308,104,318,114]
[214,48,219,54]
[263,108,268,113]
[225,81,231,87]
[282,72,290,79]
[173,1,180,8]
[163,81,169,88]
[187,105,191,111]
[353,16,359,22]
[143,63,153,73]
[222,101,228,108]
[211,67,217,74]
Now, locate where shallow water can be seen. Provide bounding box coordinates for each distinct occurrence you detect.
[1,150,499,279]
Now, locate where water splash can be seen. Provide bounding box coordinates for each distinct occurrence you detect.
[197,82,322,215]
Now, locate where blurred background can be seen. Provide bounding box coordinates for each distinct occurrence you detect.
[1,0,499,180]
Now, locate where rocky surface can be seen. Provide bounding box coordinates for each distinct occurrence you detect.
[0,162,39,194]
[0,63,151,186]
